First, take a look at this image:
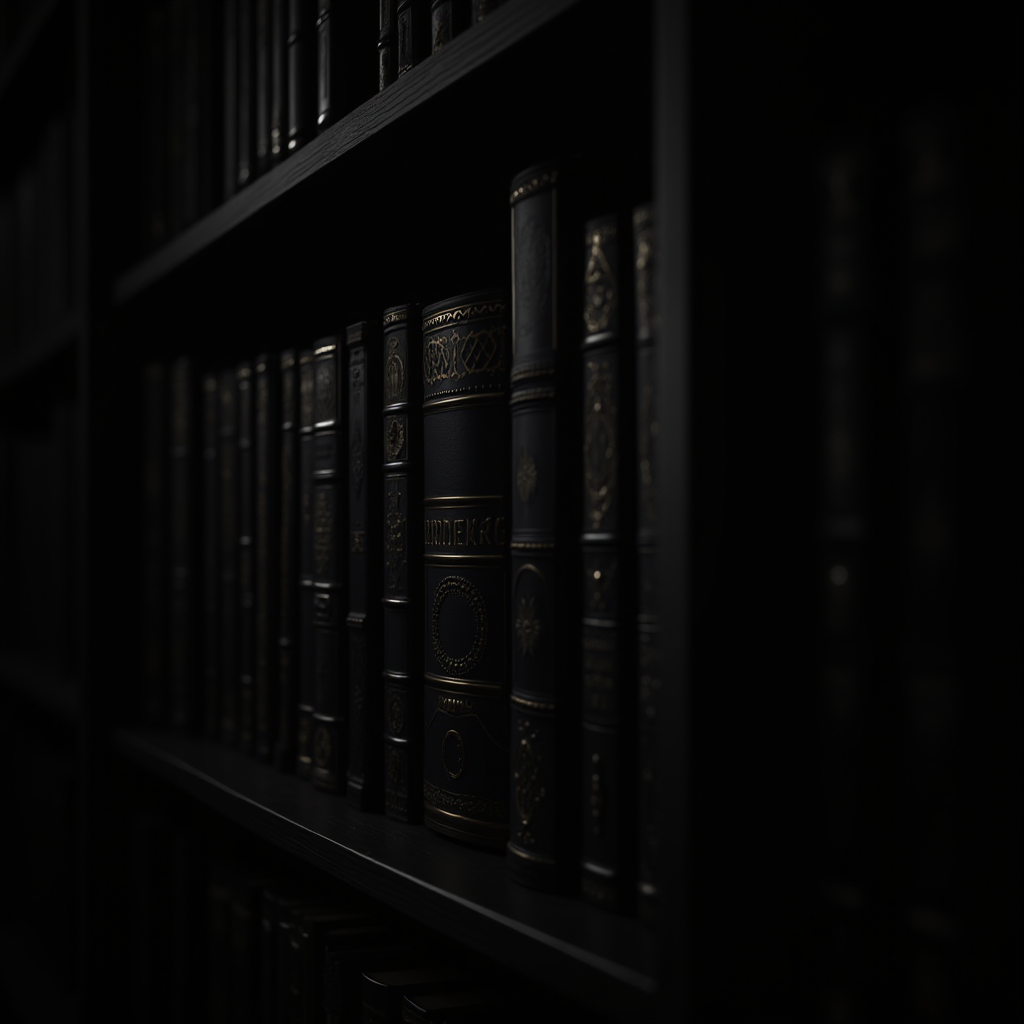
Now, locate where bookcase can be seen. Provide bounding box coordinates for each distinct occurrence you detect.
[0,2,1020,1023]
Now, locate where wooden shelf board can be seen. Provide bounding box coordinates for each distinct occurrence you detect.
[0,650,81,727]
[115,728,661,1018]
[112,0,580,308]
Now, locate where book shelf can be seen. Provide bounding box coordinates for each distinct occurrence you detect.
[1,2,1020,1023]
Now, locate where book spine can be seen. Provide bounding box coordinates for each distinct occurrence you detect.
[270,0,287,162]
[471,0,503,23]
[238,360,256,752]
[143,362,167,727]
[296,350,316,777]
[202,371,222,739]
[421,291,510,850]
[315,0,334,132]
[255,0,271,176]
[182,0,202,226]
[255,354,281,762]
[430,0,469,53]
[346,321,383,809]
[219,368,241,745]
[507,162,579,891]
[237,0,256,188]
[277,350,299,771]
[381,304,423,823]
[169,356,199,732]
[223,0,239,201]
[397,0,429,76]
[378,0,397,92]
[287,0,317,154]
[146,1,168,249]
[633,201,661,920]
[311,340,348,790]
[580,213,635,911]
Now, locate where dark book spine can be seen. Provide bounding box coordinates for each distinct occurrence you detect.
[580,213,635,911]
[421,291,510,850]
[223,0,239,201]
[197,0,223,217]
[315,1,334,132]
[238,0,257,188]
[471,0,503,23]
[378,0,397,92]
[203,371,222,739]
[397,0,429,76]
[169,356,199,732]
[255,354,281,762]
[296,350,316,777]
[507,162,580,891]
[287,0,317,154]
[219,368,241,745]
[633,201,661,920]
[255,0,271,175]
[277,350,300,771]
[238,360,256,752]
[346,321,383,809]
[142,363,167,727]
[270,0,288,162]
[311,339,348,790]
[430,0,469,53]
[382,304,423,823]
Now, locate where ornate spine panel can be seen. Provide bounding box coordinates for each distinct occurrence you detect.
[507,161,581,891]
[219,368,240,744]
[287,0,317,154]
[277,350,300,771]
[429,0,469,54]
[580,213,636,911]
[396,0,429,76]
[311,340,348,790]
[202,371,222,739]
[169,355,199,732]
[255,355,281,761]
[421,291,510,850]
[633,202,662,920]
[296,349,316,777]
[142,362,167,728]
[238,359,256,753]
[345,321,383,809]
[378,0,397,92]
[381,304,423,822]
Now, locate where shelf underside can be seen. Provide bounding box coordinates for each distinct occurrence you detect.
[116,729,660,1017]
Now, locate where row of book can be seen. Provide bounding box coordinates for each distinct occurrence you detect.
[143,158,660,916]
[140,0,507,255]
[0,109,74,357]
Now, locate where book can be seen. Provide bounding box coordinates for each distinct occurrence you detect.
[270,0,287,162]
[345,320,383,809]
[397,0,429,77]
[218,367,241,745]
[255,0,272,176]
[381,303,423,823]
[315,1,334,131]
[223,0,239,201]
[325,941,421,1024]
[237,0,257,188]
[579,212,635,911]
[402,987,509,1023]
[471,0,503,23]
[421,290,510,850]
[287,0,317,154]
[296,349,316,777]
[202,371,221,739]
[506,160,581,891]
[277,350,300,770]
[361,968,473,1024]
[254,353,281,762]
[429,0,469,53]
[238,359,256,752]
[311,338,348,790]
[632,201,661,920]
[317,0,376,128]
[379,0,397,92]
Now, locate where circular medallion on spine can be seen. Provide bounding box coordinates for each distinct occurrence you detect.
[431,575,488,676]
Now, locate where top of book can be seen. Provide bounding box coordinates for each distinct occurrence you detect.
[509,160,559,206]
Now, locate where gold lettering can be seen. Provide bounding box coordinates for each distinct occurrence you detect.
[467,518,477,545]
[455,519,465,545]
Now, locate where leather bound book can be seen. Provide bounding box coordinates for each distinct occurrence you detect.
[296,349,316,777]
[316,0,375,131]
[429,0,469,54]
[507,160,583,892]
[632,201,661,922]
[237,0,257,188]
[311,339,348,790]
[471,0,503,23]
[316,1,335,131]
[381,304,423,823]
[580,212,636,912]
[238,360,256,753]
[421,291,510,850]
[256,0,271,176]
[396,0,429,77]
[270,0,287,163]
[219,368,241,746]
[169,356,200,732]
[287,0,317,154]
[276,350,300,771]
[325,942,421,1024]
[361,968,473,1024]
[255,354,282,762]
[142,362,167,728]
[202,372,222,739]
[379,0,397,92]
[346,320,384,809]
